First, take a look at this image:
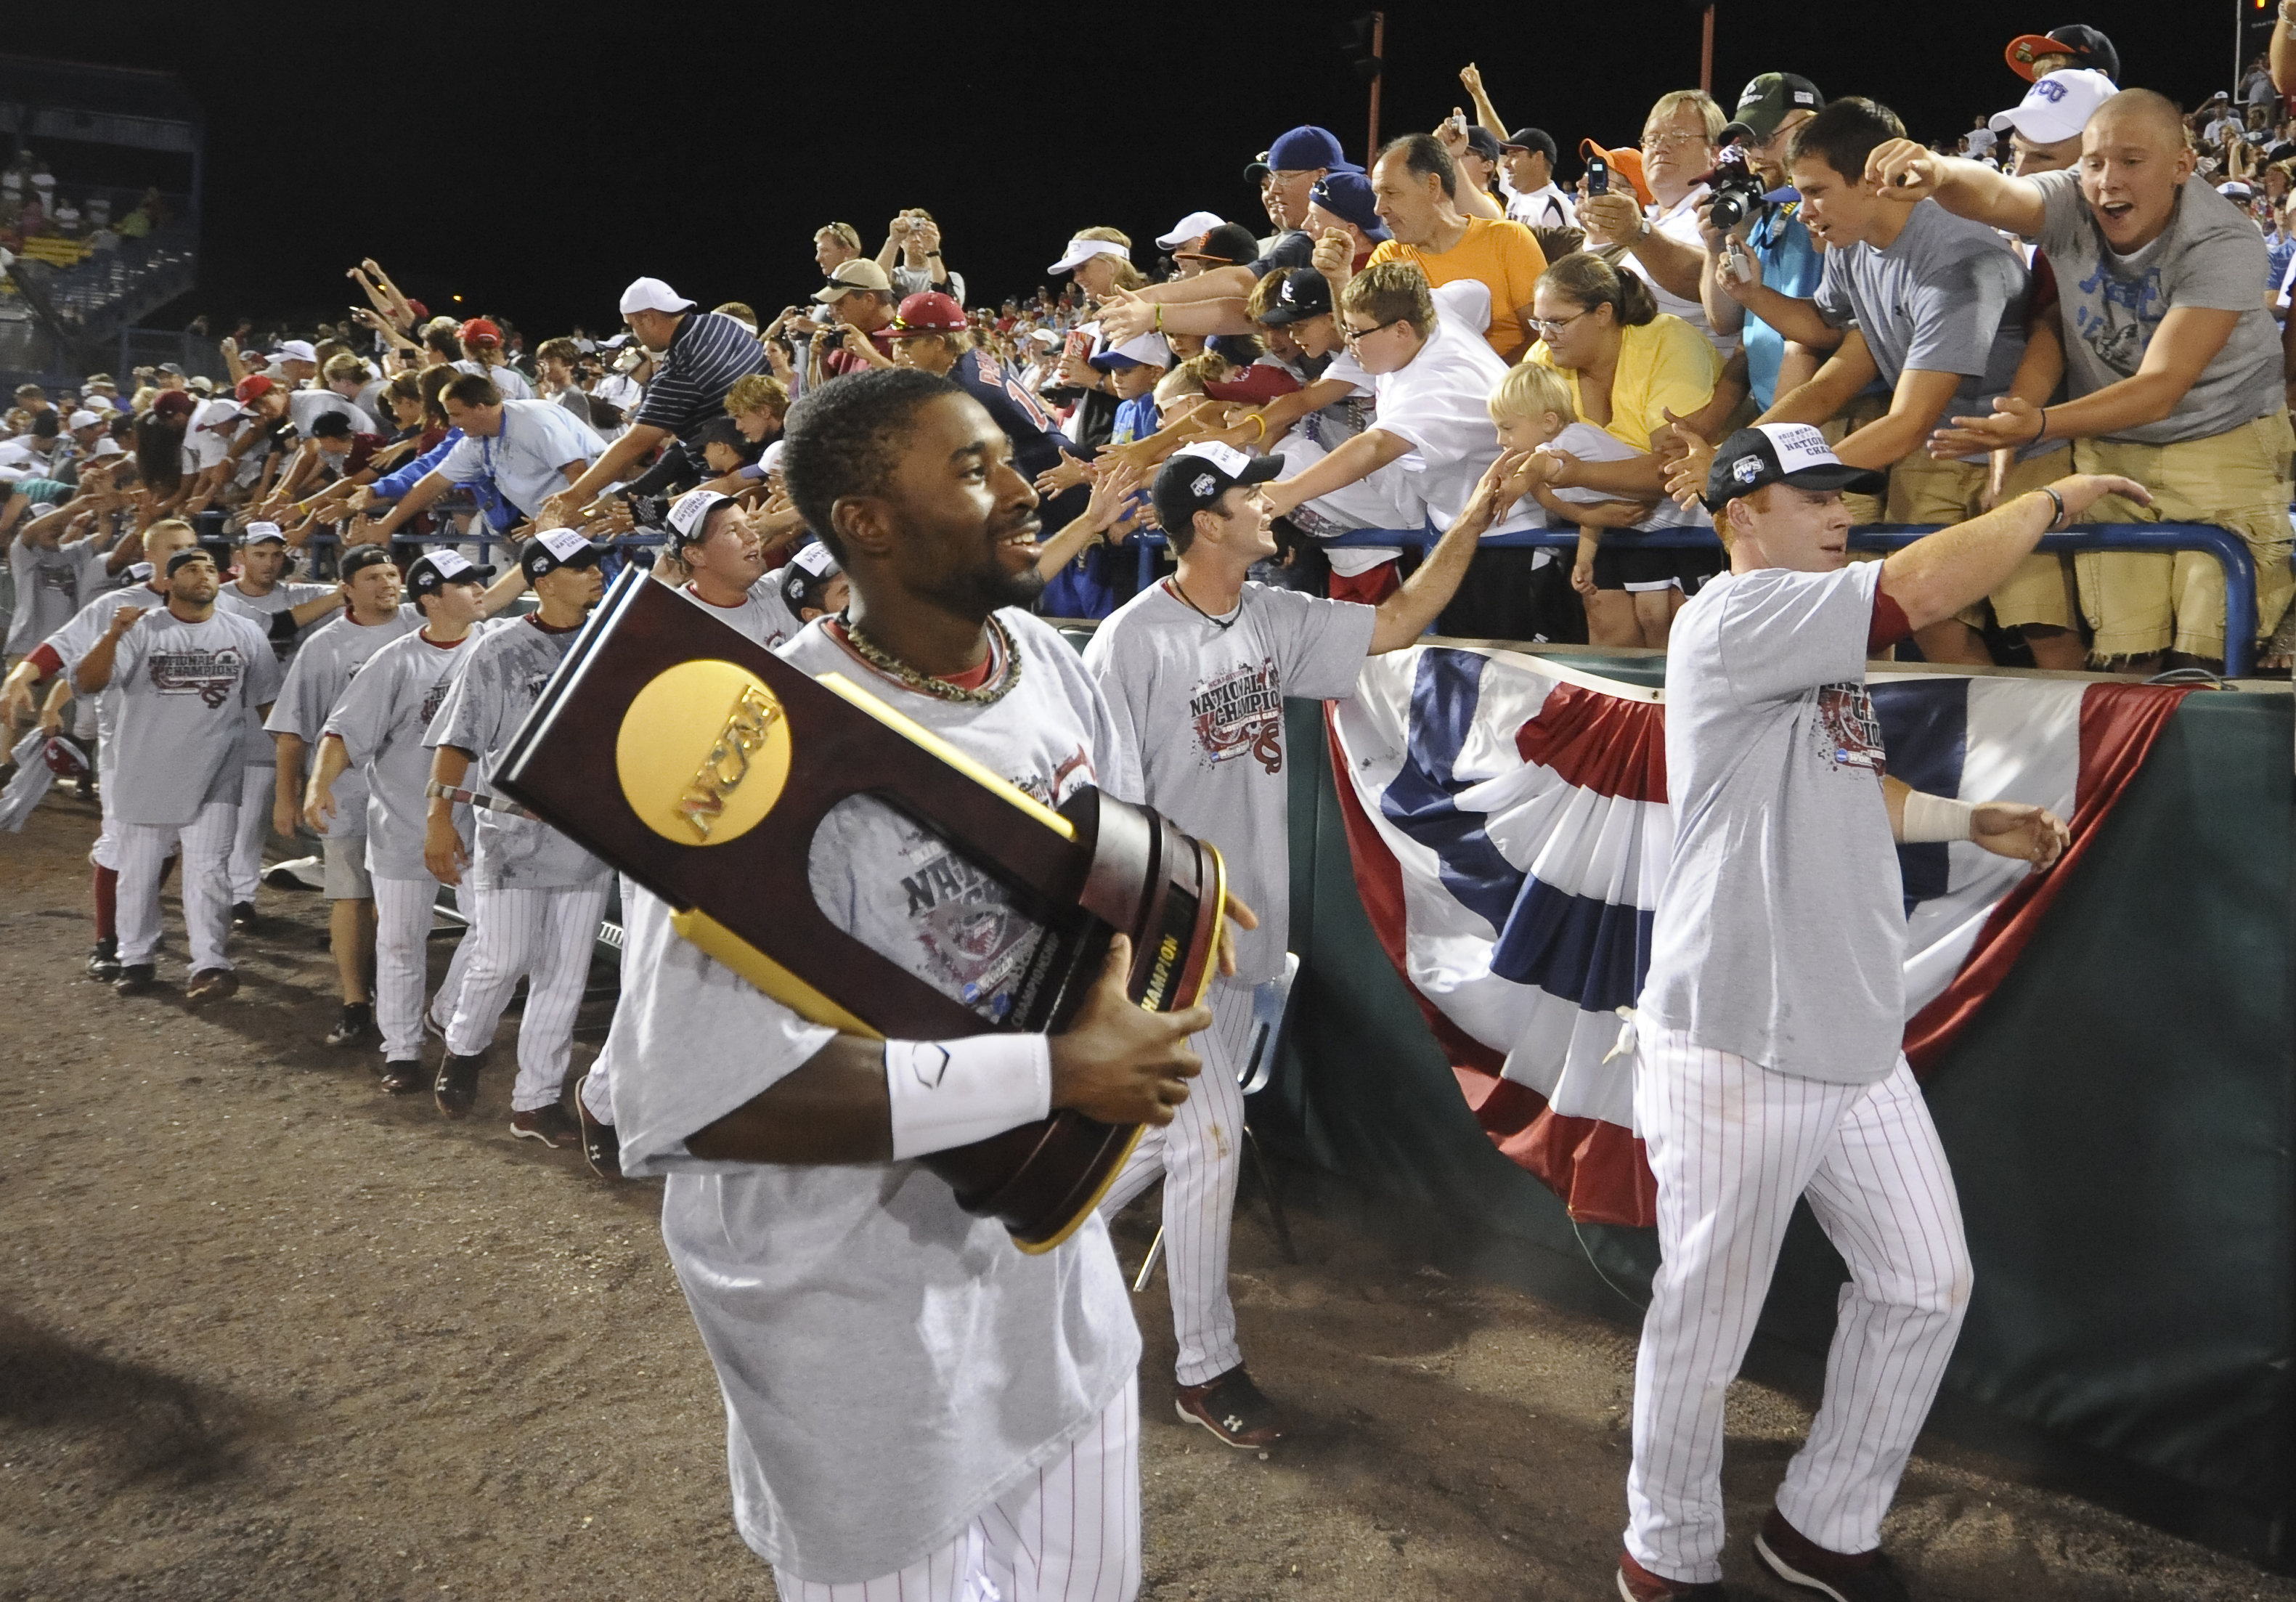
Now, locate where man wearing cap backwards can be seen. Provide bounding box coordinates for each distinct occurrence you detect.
[452,318,533,401]
[307,550,498,1095]
[2004,23,2120,86]
[424,528,614,1147]
[1614,424,2120,1602]
[213,523,347,930]
[73,546,282,1006]
[5,518,198,981]
[1872,89,2296,672]
[543,277,768,527]
[603,367,1232,1598]
[182,376,290,516]
[1083,440,1530,1449]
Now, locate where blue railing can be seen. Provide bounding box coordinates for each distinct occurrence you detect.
[285,516,2273,678]
[1118,521,2266,678]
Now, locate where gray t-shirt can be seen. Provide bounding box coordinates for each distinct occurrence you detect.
[677,573,802,650]
[264,606,423,839]
[41,582,167,782]
[322,624,491,881]
[424,615,609,890]
[1640,561,1903,1084]
[606,606,1141,1582]
[2030,168,2285,445]
[1084,580,1375,983]
[104,608,283,827]
[6,540,105,656]
[1815,198,2028,454]
[216,578,341,768]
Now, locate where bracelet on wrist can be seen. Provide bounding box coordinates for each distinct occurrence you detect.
[2039,486,2067,530]
[2030,406,2048,446]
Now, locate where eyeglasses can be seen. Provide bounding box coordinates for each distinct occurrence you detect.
[1640,129,1710,154]
[1526,308,1595,340]
[1341,317,1408,346]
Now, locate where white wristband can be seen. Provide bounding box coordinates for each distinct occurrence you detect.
[1900,789,1976,843]
[884,1035,1053,1160]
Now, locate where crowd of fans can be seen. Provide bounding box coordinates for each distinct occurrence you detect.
[1,18,2294,1113]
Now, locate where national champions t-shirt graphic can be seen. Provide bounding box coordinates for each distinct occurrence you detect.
[146,645,247,709]
[1815,682,1886,775]
[1189,656,1285,775]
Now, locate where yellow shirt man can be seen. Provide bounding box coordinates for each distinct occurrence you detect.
[1367,218,1550,361]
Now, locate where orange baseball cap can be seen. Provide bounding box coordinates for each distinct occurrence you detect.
[1579,139,1654,208]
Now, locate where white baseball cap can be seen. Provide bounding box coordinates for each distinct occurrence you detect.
[269,339,318,365]
[1154,211,1227,250]
[667,489,736,546]
[90,437,125,458]
[1046,237,1131,275]
[1988,68,2117,145]
[239,521,287,545]
[65,409,101,429]
[619,276,696,316]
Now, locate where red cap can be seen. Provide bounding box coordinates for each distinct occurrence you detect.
[151,389,196,420]
[459,317,502,347]
[405,298,428,321]
[887,292,966,335]
[1579,139,1654,208]
[234,375,276,404]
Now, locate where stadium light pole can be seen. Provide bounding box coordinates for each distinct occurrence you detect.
[1368,12,1385,158]
[1701,3,1716,94]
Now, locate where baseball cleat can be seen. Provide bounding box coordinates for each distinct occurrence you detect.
[510,1105,582,1148]
[184,967,240,1007]
[434,1052,484,1118]
[379,1060,427,1096]
[325,1001,375,1047]
[573,1072,622,1181]
[1751,1510,1909,1602]
[113,963,158,996]
[1173,1365,1285,1449]
[86,937,121,983]
[1616,1551,1733,1599]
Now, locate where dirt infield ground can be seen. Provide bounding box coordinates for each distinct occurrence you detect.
[5,786,2293,1601]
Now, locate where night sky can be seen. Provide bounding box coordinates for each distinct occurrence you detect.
[21,1,2264,340]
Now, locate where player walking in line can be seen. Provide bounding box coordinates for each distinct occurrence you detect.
[71,547,282,1004]
[1083,440,1531,1447]
[1616,423,2121,1602]
[305,551,497,1094]
[423,529,614,1147]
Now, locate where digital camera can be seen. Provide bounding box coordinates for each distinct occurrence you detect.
[1706,144,1769,232]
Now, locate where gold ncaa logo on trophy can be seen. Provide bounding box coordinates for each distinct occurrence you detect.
[615,660,793,845]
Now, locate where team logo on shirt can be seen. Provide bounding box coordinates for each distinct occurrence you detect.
[1010,748,1097,809]
[899,849,1039,1021]
[420,679,452,725]
[146,646,247,709]
[1189,658,1286,774]
[1815,683,1886,775]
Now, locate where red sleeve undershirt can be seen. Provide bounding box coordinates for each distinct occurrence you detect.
[1868,585,1912,652]
[28,643,63,677]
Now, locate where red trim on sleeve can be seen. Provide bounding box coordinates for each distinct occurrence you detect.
[1868,585,1912,652]
[28,643,63,677]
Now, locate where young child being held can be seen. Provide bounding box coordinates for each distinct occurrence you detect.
[1486,362,1707,649]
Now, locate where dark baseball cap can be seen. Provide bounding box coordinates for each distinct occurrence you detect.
[1151,443,1285,535]
[1499,127,1558,163]
[165,547,217,577]
[1173,222,1261,267]
[1462,126,1502,163]
[1722,73,1825,143]
[340,544,399,580]
[1256,267,1334,327]
[1308,171,1390,240]
[405,548,494,598]
[1245,124,1362,182]
[779,540,843,615]
[521,526,608,580]
[1703,424,1884,511]
[2004,24,2119,85]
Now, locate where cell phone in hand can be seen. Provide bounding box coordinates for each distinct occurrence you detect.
[1586,158,1610,198]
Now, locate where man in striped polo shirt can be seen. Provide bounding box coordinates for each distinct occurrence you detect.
[542,277,766,524]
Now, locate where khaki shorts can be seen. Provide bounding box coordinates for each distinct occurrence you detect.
[322,834,373,900]
[2071,410,2296,662]
[1822,394,1889,527]
[1883,450,2080,632]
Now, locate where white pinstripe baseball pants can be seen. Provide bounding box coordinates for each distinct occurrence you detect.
[444,882,608,1113]
[373,874,478,1062]
[115,800,237,972]
[1624,1029,1974,1582]
[1096,974,1253,1387]
[776,1375,1139,1602]
[577,873,640,1126]
[225,762,274,902]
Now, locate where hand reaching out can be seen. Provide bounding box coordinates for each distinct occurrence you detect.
[1971,802,2069,872]
[1094,288,1155,345]
[1033,448,1094,499]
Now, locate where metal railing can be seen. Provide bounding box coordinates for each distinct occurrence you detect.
[1115,521,2268,678]
[277,516,2275,677]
